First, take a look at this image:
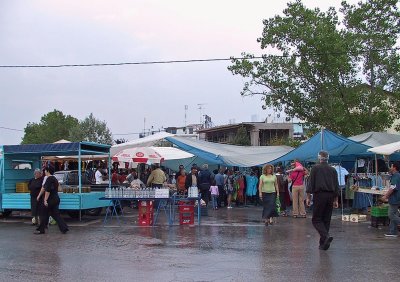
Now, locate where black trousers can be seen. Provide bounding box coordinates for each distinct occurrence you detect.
[279,192,286,211]
[38,200,69,233]
[200,183,211,205]
[311,192,335,245]
[217,185,226,207]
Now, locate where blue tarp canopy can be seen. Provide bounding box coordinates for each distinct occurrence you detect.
[3,142,110,156]
[270,129,374,164]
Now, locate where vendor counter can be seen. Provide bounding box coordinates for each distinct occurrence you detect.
[1,191,109,210]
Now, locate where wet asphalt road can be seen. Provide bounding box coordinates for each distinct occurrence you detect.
[0,206,399,282]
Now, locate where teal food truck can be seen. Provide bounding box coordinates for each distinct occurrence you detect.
[0,142,111,220]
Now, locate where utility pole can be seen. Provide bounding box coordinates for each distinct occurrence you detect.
[184,105,188,127]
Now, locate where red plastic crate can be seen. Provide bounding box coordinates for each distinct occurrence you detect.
[179,212,194,225]
[139,205,154,214]
[179,205,194,213]
[138,218,153,226]
[138,212,153,226]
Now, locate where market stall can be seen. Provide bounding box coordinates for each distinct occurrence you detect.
[0,142,111,219]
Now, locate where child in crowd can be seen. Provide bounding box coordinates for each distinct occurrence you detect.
[209,180,219,210]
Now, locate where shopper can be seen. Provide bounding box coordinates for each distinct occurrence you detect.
[288,160,308,218]
[276,167,288,216]
[209,180,219,210]
[225,169,235,209]
[35,165,69,235]
[198,164,213,205]
[95,166,105,184]
[306,150,339,250]
[176,169,187,195]
[259,164,279,226]
[185,166,199,189]
[215,169,226,207]
[146,164,166,188]
[126,169,138,184]
[111,169,120,185]
[28,169,43,225]
[382,162,400,237]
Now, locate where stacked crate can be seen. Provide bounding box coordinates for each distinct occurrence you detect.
[138,200,154,226]
[370,205,389,228]
[16,182,29,193]
[179,201,194,225]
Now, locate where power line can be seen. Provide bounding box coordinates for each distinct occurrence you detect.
[113,132,142,136]
[0,126,24,132]
[0,47,398,68]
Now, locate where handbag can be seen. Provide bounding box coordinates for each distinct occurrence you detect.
[288,172,300,192]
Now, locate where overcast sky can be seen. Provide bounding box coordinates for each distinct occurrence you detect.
[0,0,357,145]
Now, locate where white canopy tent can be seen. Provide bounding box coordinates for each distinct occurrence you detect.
[367,141,400,155]
[166,136,293,167]
[349,131,400,147]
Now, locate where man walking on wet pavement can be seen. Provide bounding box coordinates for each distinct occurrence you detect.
[306,150,339,250]
[381,161,400,238]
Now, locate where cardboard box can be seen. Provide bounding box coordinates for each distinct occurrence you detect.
[342,215,350,222]
[350,214,359,222]
[358,215,367,222]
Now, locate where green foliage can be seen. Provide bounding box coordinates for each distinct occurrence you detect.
[229,0,400,136]
[231,126,251,146]
[69,113,113,144]
[21,110,78,144]
[268,137,302,148]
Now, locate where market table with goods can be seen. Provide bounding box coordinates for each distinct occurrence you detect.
[100,186,201,226]
[350,186,390,228]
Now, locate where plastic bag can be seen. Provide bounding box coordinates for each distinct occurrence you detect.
[275,197,281,214]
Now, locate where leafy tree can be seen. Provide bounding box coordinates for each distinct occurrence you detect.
[21,110,78,144]
[268,137,302,148]
[232,126,251,146]
[69,113,113,144]
[229,0,400,136]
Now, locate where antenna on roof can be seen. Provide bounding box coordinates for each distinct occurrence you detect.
[197,103,207,125]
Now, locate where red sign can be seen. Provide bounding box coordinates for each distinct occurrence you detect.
[136,152,144,157]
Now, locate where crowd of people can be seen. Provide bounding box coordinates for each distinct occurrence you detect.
[26,151,400,250]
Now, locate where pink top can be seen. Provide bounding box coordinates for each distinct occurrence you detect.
[209,185,219,196]
[290,162,305,186]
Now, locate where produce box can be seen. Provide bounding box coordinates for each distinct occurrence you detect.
[16,182,29,193]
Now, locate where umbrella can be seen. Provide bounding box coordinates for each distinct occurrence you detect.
[112,147,165,163]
